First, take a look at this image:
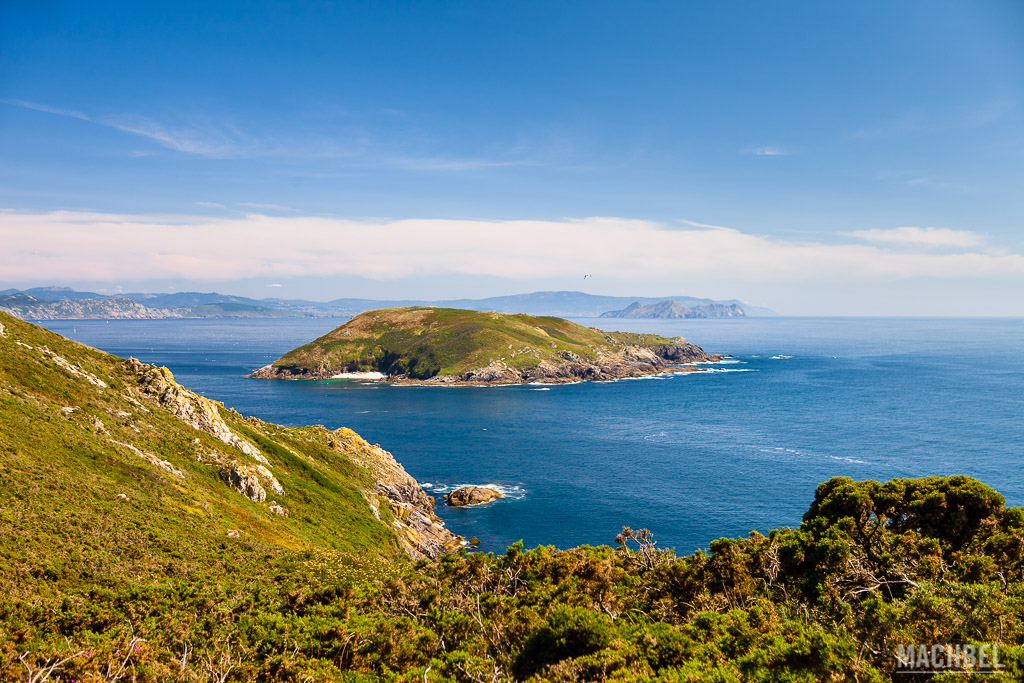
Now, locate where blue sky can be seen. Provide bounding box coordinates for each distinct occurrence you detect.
[1,1,1022,314]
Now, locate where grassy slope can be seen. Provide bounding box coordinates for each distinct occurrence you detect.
[271,307,680,378]
[0,311,410,594]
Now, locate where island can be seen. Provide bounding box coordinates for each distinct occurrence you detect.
[247,306,723,385]
[600,299,746,319]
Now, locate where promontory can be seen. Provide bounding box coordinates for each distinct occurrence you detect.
[248,306,723,385]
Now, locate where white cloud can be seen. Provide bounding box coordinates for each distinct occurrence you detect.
[267,283,283,287]
[195,201,225,208]
[845,226,985,249]
[1,211,1021,291]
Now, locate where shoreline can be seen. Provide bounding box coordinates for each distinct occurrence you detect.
[250,357,735,387]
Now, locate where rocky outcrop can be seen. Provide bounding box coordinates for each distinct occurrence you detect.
[325,427,461,559]
[39,346,108,388]
[220,465,267,503]
[600,300,746,319]
[128,358,266,463]
[445,486,503,507]
[219,464,285,503]
[646,338,723,364]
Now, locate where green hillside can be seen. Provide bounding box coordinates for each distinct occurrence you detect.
[3,311,1024,681]
[253,306,713,381]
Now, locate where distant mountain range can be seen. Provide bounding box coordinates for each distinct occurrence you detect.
[0,286,775,320]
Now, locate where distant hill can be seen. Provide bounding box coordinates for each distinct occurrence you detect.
[20,285,112,301]
[125,291,278,309]
[0,287,776,319]
[287,291,775,317]
[600,300,746,319]
[0,294,308,320]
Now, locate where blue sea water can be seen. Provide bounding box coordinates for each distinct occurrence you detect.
[40,317,1024,555]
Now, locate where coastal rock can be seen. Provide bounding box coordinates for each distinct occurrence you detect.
[463,360,520,384]
[650,338,719,364]
[326,426,461,559]
[445,486,503,507]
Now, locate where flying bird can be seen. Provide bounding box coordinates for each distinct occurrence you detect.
[583,274,592,279]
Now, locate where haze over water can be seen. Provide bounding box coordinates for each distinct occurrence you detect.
[43,317,1024,554]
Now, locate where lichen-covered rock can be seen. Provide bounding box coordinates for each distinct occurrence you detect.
[219,465,267,503]
[445,486,503,507]
[128,358,267,464]
[268,501,289,516]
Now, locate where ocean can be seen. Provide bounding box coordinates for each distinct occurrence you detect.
[40,317,1024,555]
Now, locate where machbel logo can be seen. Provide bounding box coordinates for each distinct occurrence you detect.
[895,643,1003,674]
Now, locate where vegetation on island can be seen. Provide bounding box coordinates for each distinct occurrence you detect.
[253,306,707,380]
[2,311,1023,681]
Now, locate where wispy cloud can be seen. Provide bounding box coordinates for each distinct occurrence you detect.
[3,97,539,170]
[195,201,225,209]
[874,171,976,193]
[3,98,251,157]
[845,226,986,249]
[104,116,253,158]
[266,283,283,288]
[2,98,90,121]
[744,146,791,156]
